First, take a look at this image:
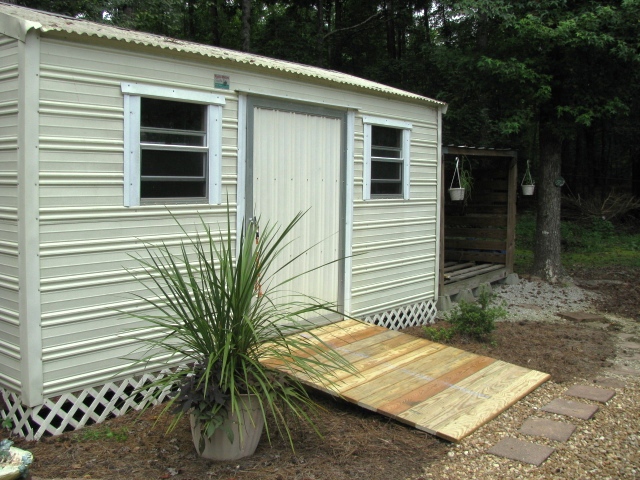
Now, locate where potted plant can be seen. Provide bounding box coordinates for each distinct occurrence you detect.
[448,156,473,201]
[127,209,353,461]
[521,160,535,195]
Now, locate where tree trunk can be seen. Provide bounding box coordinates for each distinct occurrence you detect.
[241,0,251,52]
[533,125,564,283]
[316,0,324,67]
[211,0,222,46]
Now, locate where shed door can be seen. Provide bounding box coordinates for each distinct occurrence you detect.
[248,101,344,315]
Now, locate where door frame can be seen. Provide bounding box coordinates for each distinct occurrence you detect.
[241,95,349,314]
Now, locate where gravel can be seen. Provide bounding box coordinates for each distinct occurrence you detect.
[412,275,640,480]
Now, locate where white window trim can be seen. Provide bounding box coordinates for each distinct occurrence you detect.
[121,83,225,207]
[363,116,412,201]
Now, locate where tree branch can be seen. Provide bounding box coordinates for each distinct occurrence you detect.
[323,11,382,39]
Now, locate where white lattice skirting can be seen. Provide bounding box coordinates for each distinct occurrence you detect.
[363,299,437,330]
[0,373,172,440]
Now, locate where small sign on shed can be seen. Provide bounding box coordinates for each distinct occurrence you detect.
[214,74,230,89]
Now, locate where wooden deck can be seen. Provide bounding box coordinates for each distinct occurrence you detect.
[266,319,550,442]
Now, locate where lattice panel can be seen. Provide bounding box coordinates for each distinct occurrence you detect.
[0,372,172,440]
[363,300,437,330]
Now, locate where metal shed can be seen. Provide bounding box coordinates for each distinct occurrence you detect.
[0,4,447,438]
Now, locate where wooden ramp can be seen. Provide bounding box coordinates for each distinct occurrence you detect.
[267,319,550,442]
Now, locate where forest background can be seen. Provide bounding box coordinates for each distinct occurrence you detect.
[5,0,640,280]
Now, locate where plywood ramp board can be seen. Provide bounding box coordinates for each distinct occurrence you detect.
[268,320,550,442]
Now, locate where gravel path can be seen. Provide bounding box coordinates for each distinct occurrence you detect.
[413,276,640,479]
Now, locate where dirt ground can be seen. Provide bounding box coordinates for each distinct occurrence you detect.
[11,266,639,480]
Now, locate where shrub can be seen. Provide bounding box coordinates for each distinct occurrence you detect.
[423,291,507,343]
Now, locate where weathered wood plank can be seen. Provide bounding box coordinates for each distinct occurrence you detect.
[446,227,506,239]
[443,267,508,296]
[443,262,476,273]
[446,215,507,227]
[445,238,506,251]
[445,249,506,264]
[445,264,504,282]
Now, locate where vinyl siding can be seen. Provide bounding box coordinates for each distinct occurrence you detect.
[350,114,439,317]
[33,35,440,396]
[0,34,21,392]
[37,39,239,395]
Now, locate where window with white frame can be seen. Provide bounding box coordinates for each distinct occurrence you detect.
[363,116,412,200]
[121,83,225,206]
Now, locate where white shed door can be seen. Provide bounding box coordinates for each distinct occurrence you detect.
[252,106,342,312]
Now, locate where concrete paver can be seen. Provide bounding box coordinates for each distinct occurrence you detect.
[519,417,576,442]
[487,437,555,466]
[565,385,615,403]
[593,377,625,389]
[541,398,599,420]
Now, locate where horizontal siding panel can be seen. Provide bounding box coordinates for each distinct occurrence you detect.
[352,257,436,289]
[0,34,20,395]
[352,280,436,317]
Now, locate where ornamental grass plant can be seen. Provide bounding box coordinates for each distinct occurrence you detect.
[126,208,354,453]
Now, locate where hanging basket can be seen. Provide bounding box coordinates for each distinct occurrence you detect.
[521,184,535,196]
[449,187,465,201]
[448,157,470,202]
[521,160,535,196]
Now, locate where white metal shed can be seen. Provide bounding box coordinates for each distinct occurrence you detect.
[0,4,446,438]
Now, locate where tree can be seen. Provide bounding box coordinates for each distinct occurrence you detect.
[442,0,640,282]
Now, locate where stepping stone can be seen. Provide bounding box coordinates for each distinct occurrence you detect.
[557,311,607,322]
[604,365,640,377]
[565,385,615,403]
[593,377,625,389]
[541,398,599,420]
[487,437,554,466]
[519,417,576,442]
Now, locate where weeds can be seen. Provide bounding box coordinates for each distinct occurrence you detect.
[75,426,129,442]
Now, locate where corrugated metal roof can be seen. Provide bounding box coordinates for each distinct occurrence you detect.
[0,3,446,108]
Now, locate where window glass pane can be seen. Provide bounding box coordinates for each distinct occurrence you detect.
[141,98,205,132]
[371,181,402,195]
[141,150,205,177]
[372,125,401,148]
[371,147,401,159]
[141,130,205,146]
[372,160,401,181]
[141,180,207,198]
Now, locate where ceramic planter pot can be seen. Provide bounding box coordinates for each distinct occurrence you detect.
[190,394,264,461]
[521,184,535,196]
[0,445,33,480]
[448,188,465,201]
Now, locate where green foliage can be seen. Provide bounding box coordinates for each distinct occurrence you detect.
[1,417,13,431]
[423,291,507,343]
[127,208,354,450]
[76,426,129,442]
[516,213,640,269]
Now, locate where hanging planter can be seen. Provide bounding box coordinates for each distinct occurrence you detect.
[448,156,473,201]
[521,160,535,195]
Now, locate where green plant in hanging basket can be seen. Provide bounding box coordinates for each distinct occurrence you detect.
[449,156,474,201]
[521,160,535,195]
